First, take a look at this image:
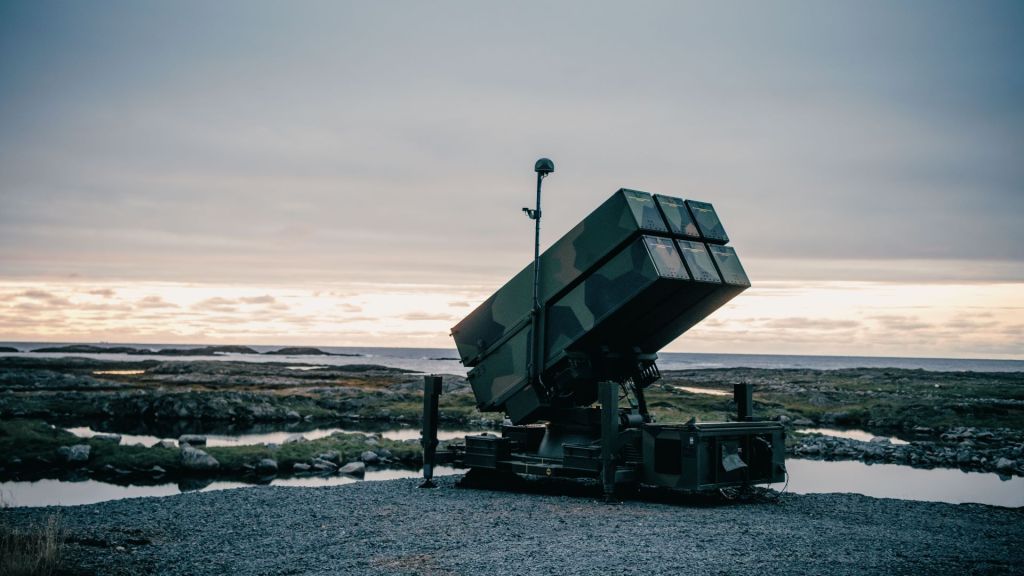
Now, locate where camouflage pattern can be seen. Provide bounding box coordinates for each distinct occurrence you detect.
[455,188,751,424]
[451,188,669,366]
[684,199,729,244]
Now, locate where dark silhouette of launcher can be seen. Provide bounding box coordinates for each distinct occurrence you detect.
[422,160,785,498]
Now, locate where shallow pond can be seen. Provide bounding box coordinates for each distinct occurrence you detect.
[0,467,464,508]
[65,425,477,447]
[2,460,1020,508]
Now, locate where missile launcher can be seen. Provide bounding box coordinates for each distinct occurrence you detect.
[424,183,785,498]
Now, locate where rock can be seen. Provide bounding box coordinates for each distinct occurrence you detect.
[92,433,122,443]
[283,434,307,444]
[869,436,891,444]
[180,445,219,471]
[374,448,393,460]
[317,451,341,464]
[285,410,301,420]
[995,458,1015,473]
[178,434,207,446]
[150,465,166,476]
[956,450,972,465]
[311,459,337,472]
[156,439,178,449]
[292,463,311,472]
[792,418,815,426]
[256,458,278,474]
[57,444,91,463]
[339,461,366,476]
[360,450,380,464]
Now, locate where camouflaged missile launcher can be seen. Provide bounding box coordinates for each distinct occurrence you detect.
[452,188,749,424]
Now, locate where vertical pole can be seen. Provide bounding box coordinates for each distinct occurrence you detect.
[599,380,618,501]
[734,383,753,422]
[530,172,544,384]
[420,374,442,488]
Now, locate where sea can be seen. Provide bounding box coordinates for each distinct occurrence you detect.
[1,342,1022,375]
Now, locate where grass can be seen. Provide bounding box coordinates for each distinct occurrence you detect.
[0,419,423,478]
[0,493,65,576]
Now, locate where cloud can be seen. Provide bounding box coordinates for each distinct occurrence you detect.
[88,288,116,298]
[136,296,178,309]
[400,312,454,321]
[192,297,238,313]
[761,317,861,331]
[240,295,276,305]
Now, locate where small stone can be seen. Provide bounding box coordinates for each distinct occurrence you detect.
[283,434,307,444]
[339,461,366,476]
[360,450,380,464]
[256,458,278,474]
[178,434,207,446]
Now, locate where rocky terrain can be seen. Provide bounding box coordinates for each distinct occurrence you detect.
[2,476,1021,575]
[1,357,1022,486]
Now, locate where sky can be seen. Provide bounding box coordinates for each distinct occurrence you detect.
[1,1,1022,358]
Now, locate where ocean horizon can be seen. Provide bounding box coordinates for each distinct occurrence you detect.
[2,341,1022,375]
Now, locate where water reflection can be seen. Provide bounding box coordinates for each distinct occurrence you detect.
[774,459,1023,507]
[65,425,475,447]
[798,427,910,445]
[2,461,1020,509]
[0,467,464,508]
[672,386,731,397]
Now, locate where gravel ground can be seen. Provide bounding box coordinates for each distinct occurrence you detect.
[4,476,1022,576]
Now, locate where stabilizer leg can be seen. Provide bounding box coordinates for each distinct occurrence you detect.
[599,380,618,501]
[420,375,442,488]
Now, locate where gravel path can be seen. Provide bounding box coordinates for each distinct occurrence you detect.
[4,476,1022,575]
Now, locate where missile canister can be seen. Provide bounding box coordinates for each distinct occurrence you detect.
[452,188,749,424]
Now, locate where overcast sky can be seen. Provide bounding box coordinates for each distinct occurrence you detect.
[1,1,1021,357]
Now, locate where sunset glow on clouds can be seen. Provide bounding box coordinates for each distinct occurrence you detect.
[2,280,1020,359]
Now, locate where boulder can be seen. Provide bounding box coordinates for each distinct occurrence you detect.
[285,410,301,420]
[292,462,311,472]
[156,439,178,449]
[256,458,278,474]
[339,461,366,477]
[792,418,815,426]
[869,436,890,444]
[995,458,1016,473]
[360,450,380,464]
[317,451,341,464]
[311,459,337,472]
[92,433,122,444]
[57,444,91,463]
[180,445,219,471]
[178,434,207,446]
